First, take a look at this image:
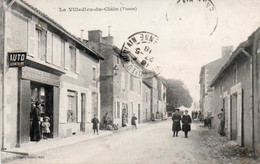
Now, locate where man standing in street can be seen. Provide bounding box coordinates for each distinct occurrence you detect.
[91,114,99,135]
[131,114,137,129]
[218,108,225,136]
[103,113,108,130]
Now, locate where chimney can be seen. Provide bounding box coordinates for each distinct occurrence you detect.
[102,36,114,45]
[221,46,233,58]
[80,29,84,41]
[88,30,102,43]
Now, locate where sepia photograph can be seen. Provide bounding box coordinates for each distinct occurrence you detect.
[1,0,260,163]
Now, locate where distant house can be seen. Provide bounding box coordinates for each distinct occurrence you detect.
[142,81,152,122]
[199,46,232,120]
[210,28,260,154]
[158,79,167,119]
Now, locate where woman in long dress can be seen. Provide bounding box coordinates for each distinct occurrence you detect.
[172,109,181,137]
[182,110,192,138]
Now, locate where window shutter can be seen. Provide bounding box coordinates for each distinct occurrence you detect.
[28,21,35,57]
[46,31,52,63]
[86,91,92,122]
[76,49,80,74]
[64,42,70,70]
[77,92,81,123]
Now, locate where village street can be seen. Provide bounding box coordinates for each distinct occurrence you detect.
[4,119,258,164]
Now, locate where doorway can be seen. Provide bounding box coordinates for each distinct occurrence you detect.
[231,93,237,140]
[30,82,53,141]
[80,93,86,132]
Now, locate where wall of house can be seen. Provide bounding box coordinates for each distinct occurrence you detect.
[59,51,100,137]
[3,4,101,148]
[142,83,151,122]
[211,54,252,148]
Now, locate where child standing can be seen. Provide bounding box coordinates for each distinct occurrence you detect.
[42,116,50,139]
[131,114,137,129]
[91,114,99,135]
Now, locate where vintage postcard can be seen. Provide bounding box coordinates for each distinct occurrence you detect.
[1,0,260,163]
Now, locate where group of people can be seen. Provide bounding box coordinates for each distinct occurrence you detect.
[91,113,138,135]
[30,101,51,142]
[172,109,192,138]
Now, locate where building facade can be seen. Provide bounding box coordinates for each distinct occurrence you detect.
[199,46,232,120]
[158,79,167,119]
[142,81,152,123]
[0,0,103,149]
[86,30,142,127]
[210,28,260,154]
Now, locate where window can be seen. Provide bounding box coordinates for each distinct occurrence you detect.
[117,101,120,118]
[70,46,76,72]
[93,67,97,81]
[36,26,47,61]
[130,75,134,91]
[146,91,148,102]
[67,91,77,123]
[52,34,62,66]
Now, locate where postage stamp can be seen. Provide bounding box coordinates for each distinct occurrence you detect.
[120,31,162,79]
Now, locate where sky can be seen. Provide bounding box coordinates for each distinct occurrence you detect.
[26,0,260,102]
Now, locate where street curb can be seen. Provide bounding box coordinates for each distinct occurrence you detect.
[1,120,166,163]
[1,131,113,163]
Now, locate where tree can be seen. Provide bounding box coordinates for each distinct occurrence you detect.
[160,78,193,111]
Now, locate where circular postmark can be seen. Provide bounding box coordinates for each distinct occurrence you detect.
[166,0,218,36]
[120,31,162,79]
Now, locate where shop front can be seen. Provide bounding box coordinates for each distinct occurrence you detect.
[16,65,63,147]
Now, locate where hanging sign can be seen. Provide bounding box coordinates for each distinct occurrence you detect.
[8,52,27,67]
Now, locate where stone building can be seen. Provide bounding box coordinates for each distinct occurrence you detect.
[85,30,143,127]
[0,0,103,149]
[143,77,159,119]
[158,79,167,119]
[210,28,260,154]
[199,46,232,120]
[142,81,152,123]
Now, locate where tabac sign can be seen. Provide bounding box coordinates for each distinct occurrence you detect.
[8,52,27,67]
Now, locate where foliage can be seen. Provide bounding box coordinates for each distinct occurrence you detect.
[159,77,193,111]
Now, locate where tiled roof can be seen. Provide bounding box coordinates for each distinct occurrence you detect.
[210,33,255,87]
[17,0,104,60]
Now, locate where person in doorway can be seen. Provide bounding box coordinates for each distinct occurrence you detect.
[182,110,192,138]
[103,113,108,130]
[131,114,137,129]
[42,116,51,139]
[172,109,181,137]
[31,101,42,141]
[91,114,99,135]
[218,108,225,136]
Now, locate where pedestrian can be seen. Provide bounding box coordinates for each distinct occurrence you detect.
[42,116,51,139]
[103,113,108,130]
[91,114,99,135]
[217,108,225,136]
[172,109,181,137]
[31,101,42,141]
[131,113,137,129]
[181,110,192,138]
